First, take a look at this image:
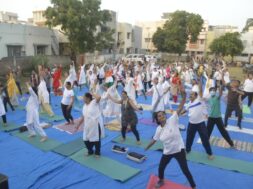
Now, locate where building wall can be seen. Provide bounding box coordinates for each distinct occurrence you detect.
[33,10,47,27]
[133,26,142,53]
[136,20,166,52]
[186,21,208,55]
[0,11,18,23]
[0,23,58,59]
[117,22,133,54]
[241,27,253,55]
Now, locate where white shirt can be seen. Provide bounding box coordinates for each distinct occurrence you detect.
[186,98,207,124]
[61,89,74,105]
[191,85,199,94]
[83,99,101,141]
[149,83,165,112]
[0,97,6,116]
[153,112,184,155]
[244,79,253,92]
[223,71,230,84]
[213,71,222,81]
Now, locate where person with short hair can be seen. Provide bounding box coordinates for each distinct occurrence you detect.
[61,81,74,125]
[145,87,196,189]
[242,73,253,107]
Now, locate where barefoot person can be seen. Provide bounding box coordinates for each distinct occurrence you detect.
[61,81,74,125]
[145,87,196,189]
[76,92,104,158]
[25,82,47,142]
[109,90,142,144]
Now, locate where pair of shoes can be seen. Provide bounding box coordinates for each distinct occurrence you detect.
[155,180,164,188]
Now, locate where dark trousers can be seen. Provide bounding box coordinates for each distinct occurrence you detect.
[1,115,7,123]
[242,91,253,107]
[207,117,234,147]
[3,97,14,112]
[224,105,242,128]
[16,81,22,95]
[186,122,213,155]
[121,123,140,141]
[84,125,101,155]
[61,103,73,123]
[144,81,152,92]
[158,149,196,188]
[47,88,51,104]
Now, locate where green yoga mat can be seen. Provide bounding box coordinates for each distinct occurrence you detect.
[0,123,19,132]
[13,131,62,151]
[16,106,25,110]
[112,136,163,151]
[53,138,84,156]
[187,151,253,175]
[70,148,141,182]
[243,105,252,114]
[40,114,64,122]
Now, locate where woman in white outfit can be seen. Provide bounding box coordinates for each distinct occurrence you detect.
[25,82,47,142]
[78,63,87,88]
[76,92,104,158]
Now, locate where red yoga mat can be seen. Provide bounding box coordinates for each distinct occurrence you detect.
[146,175,191,189]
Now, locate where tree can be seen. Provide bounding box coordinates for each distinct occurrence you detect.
[44,0,114,55]
[242,18,253,32]
[152,10,204,55]
[209,32,244,61]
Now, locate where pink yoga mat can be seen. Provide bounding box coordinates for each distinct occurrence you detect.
[146,175,191,189]
[53,118,83,134]
[139,118,156,126]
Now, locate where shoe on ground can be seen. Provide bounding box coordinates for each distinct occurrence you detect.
[155,180,164,188]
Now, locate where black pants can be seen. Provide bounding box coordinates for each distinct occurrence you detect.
[47,87,51,104]
[16,81,22,95]
[224,105,242,128]
[242,91,253,107]
[121,123,140,141]
[207,117,234,147]
[3,97,14,112]
[144,81,152,92]
[158,149,196,188]
[186,122,213,155]
[84,125,101,155]
[61,103,73,123]
[1,115,7,124]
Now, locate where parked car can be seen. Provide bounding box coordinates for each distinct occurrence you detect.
[124,54,145,63]
[243,64,253,73]
[144,55,157,62]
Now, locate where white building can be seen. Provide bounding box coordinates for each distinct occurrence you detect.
[117,23,142,54]
[0,23,59,59]
[240,27,253,63]
[0,11,18,23]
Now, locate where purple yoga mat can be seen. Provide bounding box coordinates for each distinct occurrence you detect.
[139,118,156,126]
[53,118,83,134]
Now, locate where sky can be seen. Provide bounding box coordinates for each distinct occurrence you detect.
[0,0,252,30]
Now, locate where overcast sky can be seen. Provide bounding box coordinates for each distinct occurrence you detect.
[0,0,252,30]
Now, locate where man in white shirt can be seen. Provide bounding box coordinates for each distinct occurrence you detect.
[61,81,74,125]
[185,78,213,159]
[242,73,253,107]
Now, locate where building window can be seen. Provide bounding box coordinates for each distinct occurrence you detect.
[34,45,47,55]
[145,38,151,43]
[127,32,131,39]
[7,45,22,57]
[200,39,205,45]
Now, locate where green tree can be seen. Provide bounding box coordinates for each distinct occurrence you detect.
[152,10,204,55]
[210,32,244,61]
[44,0,114,55]
[242,18,253,32]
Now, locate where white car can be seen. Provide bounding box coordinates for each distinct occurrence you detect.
[124,54,144,63]
[145,55,157,62]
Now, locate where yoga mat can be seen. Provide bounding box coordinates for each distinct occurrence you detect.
[197,136,253,153]
[226,125,253,135]
[13,131,62,151]
[222,114,253,123]
[139,118,156,126]
[70,148,141,182]
[146,175,191,189]
[112,136,163,151]
[53,118,83,134]
[0,122,19,132]
[16,105,25,110]
[105,120,121,131]
[23,122,51,129]
[53,138,84,156]
[186,151,253,175]
[243,105,251,114]
[40,114,64,122]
